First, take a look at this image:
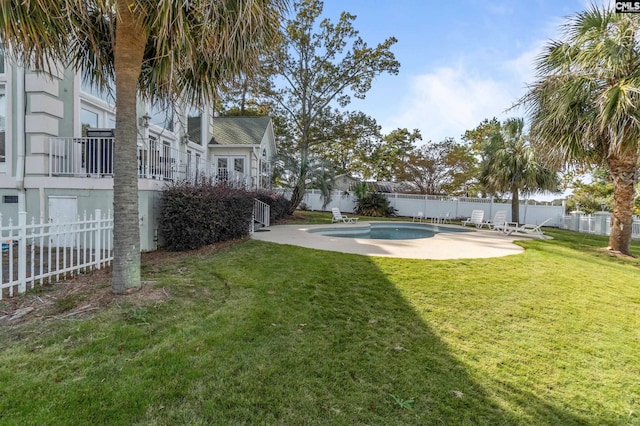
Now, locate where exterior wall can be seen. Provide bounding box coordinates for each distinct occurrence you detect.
[334,176,359,192]
[0,184,161,252]
[25,68,66,176]
[0,189,20,222]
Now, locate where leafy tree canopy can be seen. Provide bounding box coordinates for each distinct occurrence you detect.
[261,0,399,212]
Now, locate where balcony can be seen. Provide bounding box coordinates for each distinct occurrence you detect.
[48,137,255,187]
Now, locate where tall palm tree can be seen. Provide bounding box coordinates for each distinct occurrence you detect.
[520,5,640,255]
[480,118,560,223]
[0,0,286,293]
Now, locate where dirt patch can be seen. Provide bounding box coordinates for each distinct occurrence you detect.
[597,246,638,260]
[277,212,316,224]
[0,238,245,327]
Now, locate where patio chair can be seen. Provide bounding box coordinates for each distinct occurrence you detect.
[412,211,425,222]
[331,207,359,223]
[504,218,552,237]
[440,212,452,224]
[484,210,507,231]
[462,210,484,228]
[433,212,451,224]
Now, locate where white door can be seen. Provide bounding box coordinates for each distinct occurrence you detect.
[48,196,78,247]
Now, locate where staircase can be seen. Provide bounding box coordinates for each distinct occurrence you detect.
[252,199,271,232]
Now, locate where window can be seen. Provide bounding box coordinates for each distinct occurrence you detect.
[217,158,228,170]
[162,142,173,180]
[187,106,202,145]
[149,101,174,132]
[80,104,114,136]
[80,108,99,136]
[234,158,244,173]
[217,158,228,181]
[80,78,114,104]
[0,50,4,74]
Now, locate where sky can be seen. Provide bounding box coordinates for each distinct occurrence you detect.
[320,0,593,144]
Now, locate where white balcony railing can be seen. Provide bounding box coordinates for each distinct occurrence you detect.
[49,137,255,188]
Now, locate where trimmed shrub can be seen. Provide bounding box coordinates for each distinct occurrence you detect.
[354,192,397,217]
[159,180,254,251]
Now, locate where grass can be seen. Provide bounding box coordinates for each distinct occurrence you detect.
[1,222,639,424]
[289,209,409,224]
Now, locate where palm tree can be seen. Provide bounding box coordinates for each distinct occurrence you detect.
[520,5,640,255]
[273,151,335,211]
[480,118,559,224]
[0,0,286,293]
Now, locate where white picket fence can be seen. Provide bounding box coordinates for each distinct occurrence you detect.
[0,210,113,299]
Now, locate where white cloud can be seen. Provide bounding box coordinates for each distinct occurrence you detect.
[385,66,515,143]
[503,40,544,88]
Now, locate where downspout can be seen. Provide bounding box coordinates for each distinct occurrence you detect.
[252,146,260,189]
[15,66,26,213]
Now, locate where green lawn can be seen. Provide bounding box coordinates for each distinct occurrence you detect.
[1,224,639,425]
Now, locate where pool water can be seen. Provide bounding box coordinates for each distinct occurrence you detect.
[310,223,468,240]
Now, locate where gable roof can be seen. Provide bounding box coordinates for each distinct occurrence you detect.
[209,116,271,146]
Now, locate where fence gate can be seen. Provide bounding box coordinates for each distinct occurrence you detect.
[48,196,78,247]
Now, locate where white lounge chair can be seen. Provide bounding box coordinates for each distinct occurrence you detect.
[484,210,507,231]
[462,210,484,228]
[432,212,451,224]
[331,207,359,223]
[504,218,552,237]
[439,212,452,224]
[412,211,424,222]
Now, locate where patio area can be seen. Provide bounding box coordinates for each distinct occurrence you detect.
[251,222,530,259]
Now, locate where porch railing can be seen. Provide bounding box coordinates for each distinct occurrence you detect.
[252,199,270,232]
[49,137,252,187]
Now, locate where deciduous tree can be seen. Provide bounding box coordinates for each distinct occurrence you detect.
[263,0,399,213]
[398,138,478,195]
[369,128,421,181]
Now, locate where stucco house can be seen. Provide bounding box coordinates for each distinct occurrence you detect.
[0,53,276,250]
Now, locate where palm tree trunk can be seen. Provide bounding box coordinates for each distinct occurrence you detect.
[288,180,306,215]
[607,153,639,256]
[112,1,148,294]
[511,185,520,225]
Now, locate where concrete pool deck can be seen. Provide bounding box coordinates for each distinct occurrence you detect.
[250,222,534,260]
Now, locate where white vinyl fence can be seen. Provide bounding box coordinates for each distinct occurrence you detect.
[0,210,113,299]
[561,212,640,240]
[283,189,566,227]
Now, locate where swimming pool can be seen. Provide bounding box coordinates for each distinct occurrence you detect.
[309,223,470,240]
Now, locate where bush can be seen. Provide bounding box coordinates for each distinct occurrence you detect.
[354,192,397,217]
[159,180,255,251]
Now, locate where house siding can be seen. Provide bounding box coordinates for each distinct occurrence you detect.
[1,59,277,252]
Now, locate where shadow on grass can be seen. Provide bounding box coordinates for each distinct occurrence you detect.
[149,241,593,425]
[0,239,608,424]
